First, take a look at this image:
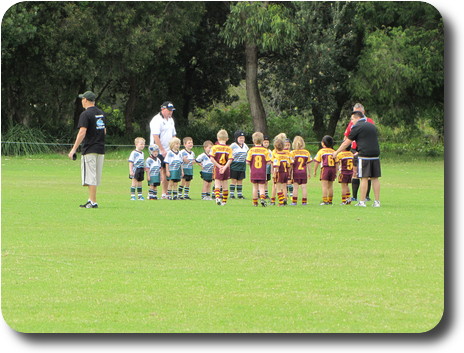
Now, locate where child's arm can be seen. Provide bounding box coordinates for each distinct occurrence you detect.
[129,161,134,177]
[165,163,170,178]
[313,161,319,177]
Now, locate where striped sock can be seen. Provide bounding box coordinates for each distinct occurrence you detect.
[214,188,221,199]
[130,187,136,197]
[237,185,243,197]
[184,187,190,197]
[253,198,258,206]
[278,192,285,205]
[302,198,307,205]
[222,190,229,204]
[137,187,142,198]
[292,196,298,204]
[229,184,236,197]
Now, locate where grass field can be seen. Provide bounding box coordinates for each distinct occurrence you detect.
[1,156,444,333]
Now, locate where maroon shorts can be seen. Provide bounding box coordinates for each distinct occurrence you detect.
[338,173,353,184]
[320,167,336,181]
[293,178,307,185]
[214,166,230,180]
[251,179,266,184]
[274,171,289,184]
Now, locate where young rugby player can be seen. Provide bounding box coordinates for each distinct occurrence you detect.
[210,130,234,206]
[290,136,312,206]
[246,132,271,207]
[313,135,337,205]
[128,137,146,200]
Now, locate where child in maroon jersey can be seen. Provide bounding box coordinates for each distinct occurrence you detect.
[313,135,338,205]
[246,132,271,207]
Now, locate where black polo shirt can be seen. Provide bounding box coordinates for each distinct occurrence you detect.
[77,106,107,155]
[348,119,380,157]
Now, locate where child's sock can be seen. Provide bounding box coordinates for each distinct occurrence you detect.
[178,185,184,196]
[292,196,298,204]
[278,192,285,205]
[302,197,307,205]
[137,187,143,198]
[184,187,190,197]
[214,188,221,199]
[222,190,229,204]
[237,185,243,197]
[253,198,258,206]
[130,187,136,198]
[229,184,236,197]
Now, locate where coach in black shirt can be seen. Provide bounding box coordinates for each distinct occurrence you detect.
[333,111,381,207]
[68,91,107,208]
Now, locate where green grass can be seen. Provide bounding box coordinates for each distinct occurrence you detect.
[1,157,444,333]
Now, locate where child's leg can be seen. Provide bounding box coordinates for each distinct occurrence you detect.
[183,180,191,198]
[277,183,286,206]
[230,179,237,198]
[328,181,334,203]
[321,180,329,203]
[237,179,244,198]
[136,181,143,199]
[131,178,137,199]
[167,180,173,199]
[292,182,299,204]
[301,184,308,205]
[214,180,222,204]
[222,180,229,204]
[178,179,185,198]
[341,183,349,203]
[258,184,266,205]
[271,182,277,204]
[252,183,259,206]
[172,182,178,199]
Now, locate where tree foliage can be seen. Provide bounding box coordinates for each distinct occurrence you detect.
[1,1,444,144]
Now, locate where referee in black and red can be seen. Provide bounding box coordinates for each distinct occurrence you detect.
[333,111,381,207]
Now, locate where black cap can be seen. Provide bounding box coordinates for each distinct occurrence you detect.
[161,101,175,111]
[78,91,96,101]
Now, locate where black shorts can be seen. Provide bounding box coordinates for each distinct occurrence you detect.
[183,174,193,182]
[130,168,145,182]
[357,157,381,178]
[230,169,246,180]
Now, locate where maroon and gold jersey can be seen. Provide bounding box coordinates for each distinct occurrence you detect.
[210,143,233,180]
[272,150,292,182]
[336,150,354,175]
[247,146,271,181]
[291,149,312,180]
[314,147,336,168]
[210,143,233,166]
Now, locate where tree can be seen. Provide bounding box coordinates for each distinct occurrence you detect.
[260,1,363,140]
[350,2,444,135]
[221,1,297,134]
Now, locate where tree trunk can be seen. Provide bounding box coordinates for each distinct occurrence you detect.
[245,43,267,135]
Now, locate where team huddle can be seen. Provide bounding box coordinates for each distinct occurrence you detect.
[128,129,358,207]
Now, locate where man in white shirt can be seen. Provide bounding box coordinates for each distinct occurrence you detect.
[149,101,177,198]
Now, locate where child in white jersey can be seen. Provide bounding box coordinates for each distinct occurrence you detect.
[128,137,146,200]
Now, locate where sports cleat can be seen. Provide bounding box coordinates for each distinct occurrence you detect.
[130,196,137,201]
[290,202,297,206]
[183,196,191,200]
[373,200,381,207]
[319,202,329,206]
[138,196,145,201]
[354,201,366,207]
[80,201,98,208]
[237,195,245,199]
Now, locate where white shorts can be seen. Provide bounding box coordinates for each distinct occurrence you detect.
[81,154,104,186]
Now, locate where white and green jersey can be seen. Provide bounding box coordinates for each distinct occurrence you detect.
[165,150,182,172]
[180,149,195,176]
[196,152,214,174]
[145,156,161,183]
[230,142,249,171]
[128,149,145,172]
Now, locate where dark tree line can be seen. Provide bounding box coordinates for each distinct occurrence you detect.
[2,1,443,143]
